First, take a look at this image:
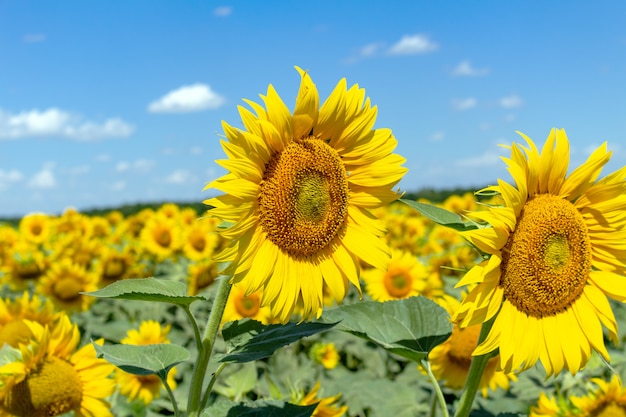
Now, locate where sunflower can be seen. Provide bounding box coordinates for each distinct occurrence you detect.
[0,291,60,348]
[1,239,48,290]
[182,219,218,262]
[221,283,274,325]
[187,259,219,296]
[362,248,444,302]
[18,213,52,245]
[529,392,568,417]
[115,320,177,405]
[295,381,347,417]
[570,375,626,417]
[204,67,407,322]
[37,258,99,312]
[310,342,340,370]
[97,244,136,286]
[139,213,182,261]
[454,128,626,376]
[429,298,516,397]
[0,315,115,417]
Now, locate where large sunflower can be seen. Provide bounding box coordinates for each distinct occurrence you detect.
[454,128,626,376]
[0,315,115,417]
[204,67,407,322]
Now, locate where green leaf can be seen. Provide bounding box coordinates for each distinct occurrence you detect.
[216,319,337,363]
[83,277,206,307]
[201,399,317,417]
[319,296,452,362]
[213,362,258,401]
[399,199,477,231]
[93,342,190,381]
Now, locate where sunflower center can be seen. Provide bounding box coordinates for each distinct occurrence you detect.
[591,402,626,417]
[16,261,42,280]
[258,138,349,257]
[2,357,82,417]
[500,194,591,318]
[196,264,217,290]
[235,294,261,317]
[191,235,206,252]
[52,277,83,302]
[103,258,127,281]
[383,271,413,298]
[156,228,172,247]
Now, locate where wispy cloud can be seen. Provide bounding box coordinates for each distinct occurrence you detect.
[388,34,438,55]
[456,151,504,168]
[23,33,46,43]
[0,169,23,189]
[28,165,57,189]
[429,131,445,142]
[148,84,225,113]
[452,60,490,77]
[500,94,523,108]
[0,108,134,141]
[345,34,437,63]
[452,97,477,111]
[213,6,232,17]
[165,169,197,184]
[115,159,155,173]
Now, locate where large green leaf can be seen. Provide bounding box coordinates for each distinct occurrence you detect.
[400,199,477,231]
[93,342,190,381]
[201,399,317,417]
[83,277,206,307]
[319,296,452,362]
[216,319,337,363]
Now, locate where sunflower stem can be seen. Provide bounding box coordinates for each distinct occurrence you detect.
[453,316,496,417]
[162,373,180,417]
[182,304,203,355]
[186,276,232,417]
[422,359,449,417]
[199,361,228,410]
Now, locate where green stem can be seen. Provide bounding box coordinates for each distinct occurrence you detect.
[200,361,228,410]
[186,276,232,417]
[422,359,449,417]
[162,372,180,417]
[182,304,203,355]
[453,316,497,417]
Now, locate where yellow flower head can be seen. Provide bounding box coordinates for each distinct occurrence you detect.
[116,320,177,405]
[222,283,274,325]
[0,316,115,417]
[0,292,60,348]
[570,375,626,417]
[205,67,407,323]
[187,259,219,296]
[454,128,626,377]
[37,258,99,312]
[296,381,347,417]
[182,219,219,262]
[18,213,52,245]
[140,213,182,261]
[310,342,340,370]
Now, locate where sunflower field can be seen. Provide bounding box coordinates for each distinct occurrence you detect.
[2,68,626,417]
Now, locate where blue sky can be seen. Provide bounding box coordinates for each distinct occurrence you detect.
[2,1,626,217]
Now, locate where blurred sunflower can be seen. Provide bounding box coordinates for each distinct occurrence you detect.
[571,375,626,416]
[454,128,626,376]
[187,259,219,296]
[182,219,218,262]
[362,248,444,302]
[0,292,60,348]
[310,342,340,370]
[529,392,567,417]
[429,298,516,396]
[115,320,177,405]
[222,283,273,325]
[1,240,48,290]
[97,244,136,286]
[140,213,182,261]
[205,67,407,322]
[295,381,347,417]
[18,213,52,245]
[0,315,115,417]
[37,258,99,312]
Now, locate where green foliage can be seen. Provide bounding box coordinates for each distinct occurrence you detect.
[400,199,478,231]
[83,277,207,307]
[201,399,317,417]
[319,296,452,362]
[217,319,338,363]
[93,342,190,380]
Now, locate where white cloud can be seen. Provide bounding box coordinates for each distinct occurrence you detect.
[214,6,232,17]
[28,167,57,189]
[500,94,523,108]
[111,181,126,191]
[68,165,90,175]
[190,146,203,155]
[0,169,23,189]
[429,131,445,142]
[96,153,111,162]
[456,151,504,168]
[148,84,225,113]
[0,108,134,141]
[452,97,477,111]
[23,33,46,43]
[165,169,197,184]
[452,60,490,77]
[116,159,155,173]
[388,34,438,55]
